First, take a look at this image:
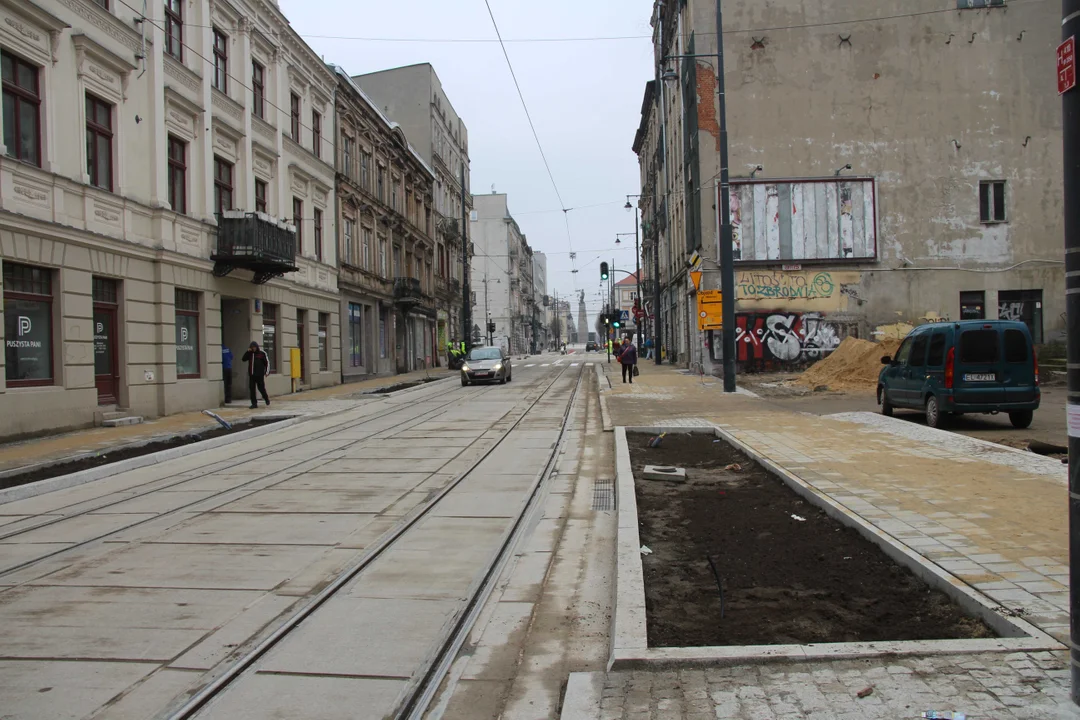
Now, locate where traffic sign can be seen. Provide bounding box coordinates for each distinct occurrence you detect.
[1060,37,1076,95]
[697,290,723,331]
[619,310,630,324]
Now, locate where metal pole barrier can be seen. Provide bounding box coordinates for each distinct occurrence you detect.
[717,0,736,392]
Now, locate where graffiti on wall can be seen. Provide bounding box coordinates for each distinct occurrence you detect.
[734,312,853,367]
[998,302,1024,322]
[737,270,836,300]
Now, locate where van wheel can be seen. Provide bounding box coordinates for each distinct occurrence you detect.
[878,386,893,417]
[1009,410,1034,429]
[461,378,469,387]
[925,395,945,429]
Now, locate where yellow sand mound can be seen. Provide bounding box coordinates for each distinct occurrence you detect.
[796,336,902,391]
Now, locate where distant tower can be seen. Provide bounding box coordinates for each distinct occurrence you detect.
[577,290,588,344]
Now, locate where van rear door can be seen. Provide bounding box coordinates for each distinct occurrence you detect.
[955,327,1006,405]
[1002,326,1037,404]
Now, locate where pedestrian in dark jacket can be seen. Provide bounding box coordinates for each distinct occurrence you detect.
[619,338,638,384]
[241,341,271,408]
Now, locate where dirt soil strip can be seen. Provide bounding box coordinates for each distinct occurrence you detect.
[629,432,995,648]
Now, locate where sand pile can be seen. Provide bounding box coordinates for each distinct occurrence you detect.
[796,337,902,391]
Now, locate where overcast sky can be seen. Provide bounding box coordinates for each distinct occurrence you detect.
[280,0,655,318]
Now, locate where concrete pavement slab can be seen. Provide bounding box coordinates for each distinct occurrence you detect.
[89,490,220,514]
[316,457,450,474]
[87,667,202,720]
[349,545,495,600]
[39,542,328,590]
[457,473,538,494]
[340,445,466,459]
[0,542,75,574]
[460,601,535,681]
[431,490,526,518]
[258,596,458,677]
[0,512,156,544]
[153,512,379,545]
[196,673,407,720]
[0,659,159,720]
[498,551,553,603]
[271,472,431,491]
[212,487,409,514]
[170,592,298,671]
[0,514,33,528]
[158,471,297,493]
[274,547,369,596]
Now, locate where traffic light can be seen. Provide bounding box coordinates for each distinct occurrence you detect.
[613,316,621,329]
[600,262,609,281]
[602,314,610,326]
[487,321,496,333]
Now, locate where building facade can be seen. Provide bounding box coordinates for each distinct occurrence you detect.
[470,193,535,355]
[354,63,471,364]
[532,250,548,351]
[0,0,339,438]
[634,0,1065,372]
[332,68,436,380]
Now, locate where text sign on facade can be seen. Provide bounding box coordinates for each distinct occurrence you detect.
[1060,37,1076,95]
[697,290,723,331]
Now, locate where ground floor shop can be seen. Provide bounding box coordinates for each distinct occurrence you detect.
[1,225,339,440]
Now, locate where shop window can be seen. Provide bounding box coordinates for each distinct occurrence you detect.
[263,303,278,373]
[959,291,985,320]
[348,303,363,367]
[3,263,53,386]
[175,289,200,378]
[318,312,329,371]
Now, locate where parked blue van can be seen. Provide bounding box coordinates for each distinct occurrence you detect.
[877,320,1039,429]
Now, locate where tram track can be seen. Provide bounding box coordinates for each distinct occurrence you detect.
[163,362,586,720]
[0,373,523,578]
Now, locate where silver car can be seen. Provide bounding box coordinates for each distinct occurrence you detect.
[461,347,512,386]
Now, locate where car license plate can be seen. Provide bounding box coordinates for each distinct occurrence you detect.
[964,373,996,382]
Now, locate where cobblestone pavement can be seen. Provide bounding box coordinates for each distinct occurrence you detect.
[575,651,1080,720]
[573,363,1076,719]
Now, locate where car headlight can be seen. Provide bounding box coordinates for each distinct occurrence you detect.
[461,364,470,372]
[493,363,503,371]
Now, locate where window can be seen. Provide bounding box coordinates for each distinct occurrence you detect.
[343,218,354,265]
[958,0,1006,8]
[377,166,385,202]
[729,179,877,262]
[960,330,999,364]
[379,236,388,277]
[262,303,278,373]
[91,0,108,8]
[313,207,323,262]
[312,111,321,158]
[164,0,183,60]
[85,94,113,191]
[213,156,233,215]
[293,198,303,251]
[318,312,329,371]
[255,179,267,214]
[167,135,186,214]
[391,176,399,211]
[379,307,388,358]
[927,333,947,367]
[909,334,929,368]
[290,92,300,142]
[252,61,265,119]
[2,51,42,166]
[342,135,353,177]
[1005,329,1028,364]
[212,29,228,92]
[361,227,372,270]
[348,303,363,367]
[174,289,200,378]
[960,291,986,320]
[980,181,1007,223]
[361,151,370,190]
[4,263,53,386]
[894,337,913,365]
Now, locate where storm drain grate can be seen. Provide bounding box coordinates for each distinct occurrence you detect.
[592,479,615,511]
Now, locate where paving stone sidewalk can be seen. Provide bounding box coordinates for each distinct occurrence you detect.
[0,368,453,474]
[570,363,1078,720]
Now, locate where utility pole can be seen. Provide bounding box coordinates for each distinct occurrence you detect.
[716,0,736,393]
[460,163,471,352]
[1063,0,1080,705]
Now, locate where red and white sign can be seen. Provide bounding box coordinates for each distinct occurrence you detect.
[1059,37,1076,95]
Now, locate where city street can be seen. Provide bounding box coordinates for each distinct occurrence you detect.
[0,355,597,719]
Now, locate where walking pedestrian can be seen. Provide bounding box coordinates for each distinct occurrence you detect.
[644,337,654,360]
[221,345,234,403]
[241,341,270,409]
[620,337,638,384]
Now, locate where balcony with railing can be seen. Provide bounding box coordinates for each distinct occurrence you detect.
[212,212,298,284]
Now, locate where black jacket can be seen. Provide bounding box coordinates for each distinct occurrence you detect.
[242,349,269,377]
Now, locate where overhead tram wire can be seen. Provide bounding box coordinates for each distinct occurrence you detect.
[482,0,579,288]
